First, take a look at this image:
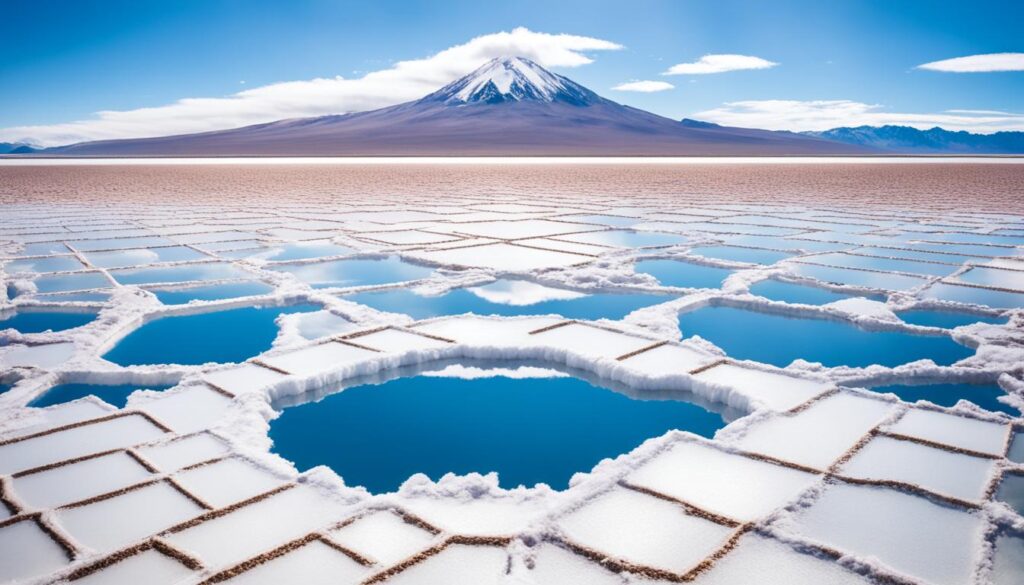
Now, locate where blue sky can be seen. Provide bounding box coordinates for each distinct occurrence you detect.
[2,0,1022,145]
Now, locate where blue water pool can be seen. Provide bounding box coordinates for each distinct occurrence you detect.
[689,246,792,265]
[635,259,734,289]
[996,474,1024,516]
[111,262,252,285]
[270,256,434,289]
[33,271,111,293]
[677,306,974,368]
[4,255,85,273]
[864,382,1016,415]
[923,283,1024,310]
[224,241,354,262]
[269,361,727,492]
[1009,433,1024,464]
[748,279,862,305]
[103,303,320,365]
[0,384,11,395]
[896,309,1007,329]
[345,280,671,320]
[151,281,275,305]
[0,310,96,334]
[29,382,174,408]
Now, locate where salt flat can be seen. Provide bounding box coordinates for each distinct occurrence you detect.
[0,161,1022,584]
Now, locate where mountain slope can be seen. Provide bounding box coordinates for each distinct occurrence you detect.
[47,57,865,156]
[804,125,1024,154]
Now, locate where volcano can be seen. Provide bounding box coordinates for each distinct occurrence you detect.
[47,57,865,156]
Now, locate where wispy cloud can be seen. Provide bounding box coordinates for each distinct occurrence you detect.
[918,52,1024,73]
[663,54,777,75]
[692,99,1024,133]
[611,80,674,92]
[1,28,622,147]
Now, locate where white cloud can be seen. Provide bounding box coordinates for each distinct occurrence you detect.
[918,53,1024,73]
[1,27,622,147]
[692,100,1024,133]
[663,54,777,75]
[611,80,675,92]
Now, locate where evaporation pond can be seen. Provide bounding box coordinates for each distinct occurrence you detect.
[269,256,434,289]
[0,311,96,334]
[689,246,792,265]
[30,382,174,408]
[152,281,275,305]
[269,364,725,492]
[897,309,1007,329]
[864,382,1016,416]
[635,259,733,289]
[345,279,671,320]
[677,306,973,368]
[748,279,867,305]
[102,304,319,365]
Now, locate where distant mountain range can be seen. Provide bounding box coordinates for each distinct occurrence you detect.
[0,142,36,154]
[13,57,1023,156]
[803,125,1024,154]
[39,57,861,156]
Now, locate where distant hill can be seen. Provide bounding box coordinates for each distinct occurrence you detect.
[804,125,1024,154]
[0,142,36,154]
[43,57,864,156]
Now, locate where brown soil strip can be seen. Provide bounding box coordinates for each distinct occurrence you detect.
[400,329,457,344]
[342,326,393,340]
[786,388,840,414]
[0,411,164,447]
[200,534,329,584]
[879,431,1001,460]
[165,477,216,511]
[164,483,294,534]
[177,456,229,473]
[318,535,376,566]
[125,448,162,473]
[59,478,161,510]
[394,508,443,535]
[620,482,742,528]
[0,476,21,516]
[554,537,687,583]
[830,474,980,510]
[528,320,574,335]
[739,451,825,475]
[361,535,512,585]
[688,359,729,376]
[680,524,752,580]
[615,340,669,361]
[34,514,79,560]
[827,429,878,471]
[506,241,599,258]
[250,358,293,376]
[203,381,237,399]
[67,538,203,581]
[11,448,126,478]
[336,339,384,352]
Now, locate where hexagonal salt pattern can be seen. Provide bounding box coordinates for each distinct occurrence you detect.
[2,186,1024,585]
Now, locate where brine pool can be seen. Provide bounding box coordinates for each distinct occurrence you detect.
[102,303,319,365]
[269,361,729,492]
[29,382,174,408]
[344,279,671,320]
[0,310,96,334]
[677,306,974,368]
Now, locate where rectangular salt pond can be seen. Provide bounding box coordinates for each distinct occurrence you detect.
[220,240,354,261]
[808,252,959,277]
[897,309,1007,329]
[29,382,174,408]
[747,278,868,305]
[635,259,734,289]
[32,271,111,293]
[923,282,1024,309]
[102,303,319,365]
[269,362,727,492]
[110,262,253,285]
[557,230,688,248]
[83,246,208,268]
[269,256,434,289]
[863,381,1015,415]
[4,255,84,273]
[0,310,96,334]
[791,263,927,291]
[344,279,672,320]
[149,281,275,305]
[688,246,793,265]
[996,474,1024,515]
[677,306,973,368]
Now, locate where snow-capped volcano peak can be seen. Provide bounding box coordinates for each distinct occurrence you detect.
[424,56,600,106]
